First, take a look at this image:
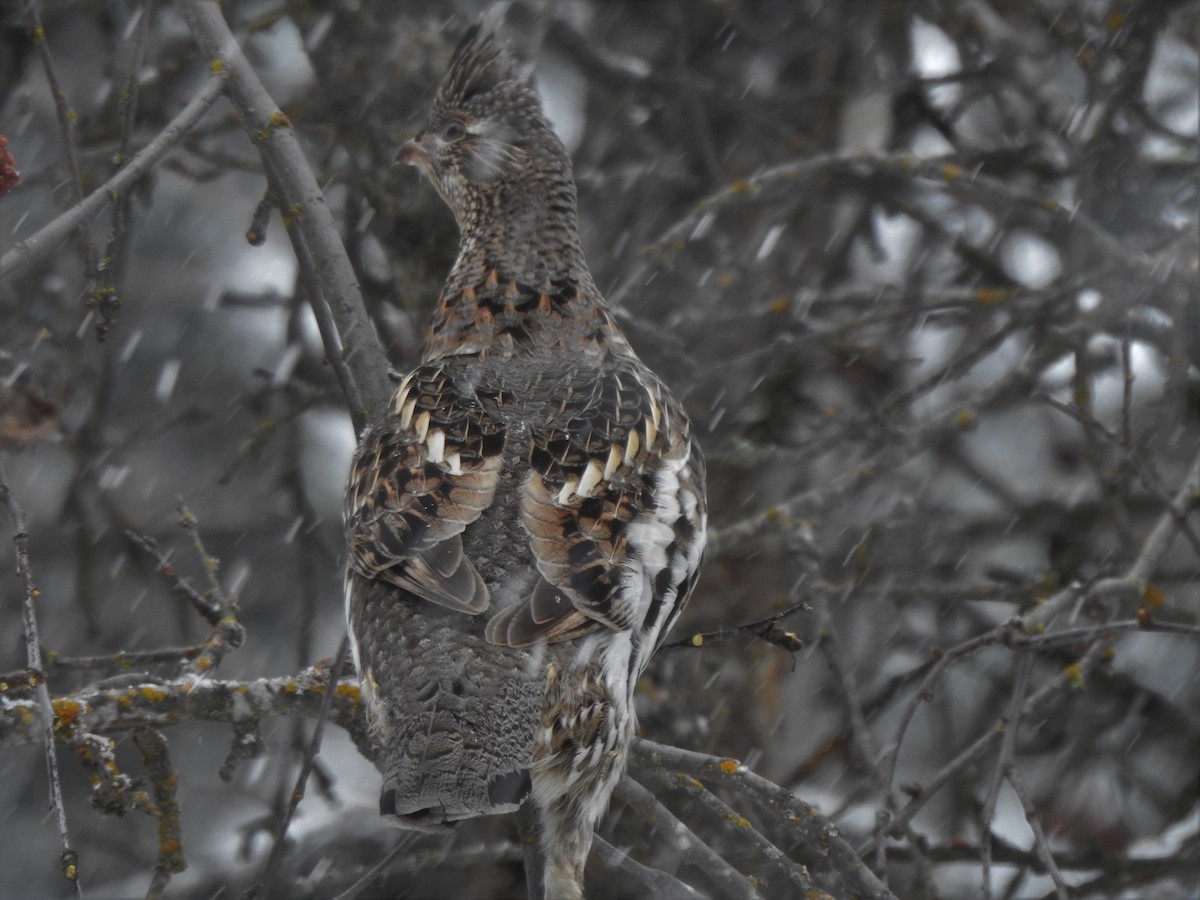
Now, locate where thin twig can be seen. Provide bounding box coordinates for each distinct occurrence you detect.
[23,0,97,280]
[0,462,83,899]
[94,0,156,338]
[980,654,1032,900]
[1006,766,1071,900]
[253,636,351,899]
[658,597,808,654]
[590,833,708,900]
[134,729,186,900]
[815,590,887,791]
[128,504,246,677]
[178,499,233,609]
[330,834,420,900]
[126,529,222,624]
[43,646,207,672]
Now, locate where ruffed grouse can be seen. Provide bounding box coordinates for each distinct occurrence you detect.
[344,17,706,898]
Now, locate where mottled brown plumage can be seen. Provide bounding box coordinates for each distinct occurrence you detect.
[345,16,706,898]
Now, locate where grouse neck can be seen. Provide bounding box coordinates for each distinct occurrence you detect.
[455,176,592,288]
[424,202,630,362]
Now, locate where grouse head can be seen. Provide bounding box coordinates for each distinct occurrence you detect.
[398,20,575,237]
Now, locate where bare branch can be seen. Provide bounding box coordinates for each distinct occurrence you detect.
[0,667,365,752]
[631,739,896,900]
[177,0,392,424]
[0,462,82,899]
[614,777,762,900]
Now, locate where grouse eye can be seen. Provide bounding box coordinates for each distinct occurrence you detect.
[441,120,467,142]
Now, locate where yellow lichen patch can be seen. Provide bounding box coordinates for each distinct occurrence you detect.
[727,813,752,828]
[335,682,360,700]
[975,287,1009,306]
[954,409,976,430]
[719,758,739,775]
[194,655,212,672]
[210,60,225,75]
[161,839,182,855]
[52,699,83,726]
[1107,12,1124,31]
[768,508,793,529]
[769,296,789,315]
[1063,662,1085,689]
[1142,583,1163,609]
[941,163,961,183]
[690,634,704,647]
[17,705,34,726]
[729,178,753,195]
[1042,197,1060,211]
[281,680,300,694]
[268,111,292,128]
[139,685,169,702]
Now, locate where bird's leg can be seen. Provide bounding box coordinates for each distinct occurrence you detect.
[516,801,546,900]
[539,792,591,900]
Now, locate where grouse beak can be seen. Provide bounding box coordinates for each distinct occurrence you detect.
[395,136,429,167]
